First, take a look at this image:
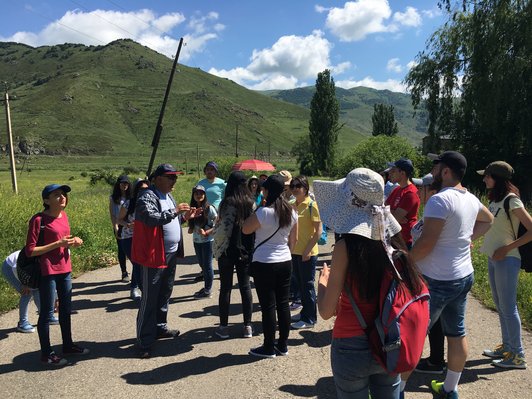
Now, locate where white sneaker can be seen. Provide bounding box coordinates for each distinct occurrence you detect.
[291,320,315,330]
[130,287,141,300]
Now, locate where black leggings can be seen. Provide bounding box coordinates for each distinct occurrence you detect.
[218,255,253,326]
[252,260,292,352]
[116,238,127,274]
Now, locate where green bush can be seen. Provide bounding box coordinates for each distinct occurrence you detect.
[333,136,430,178]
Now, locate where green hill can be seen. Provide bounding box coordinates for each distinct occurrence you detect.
[261,86,428,143]
[0,39,366,166]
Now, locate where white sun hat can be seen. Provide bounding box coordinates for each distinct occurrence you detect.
[313,168,401,241]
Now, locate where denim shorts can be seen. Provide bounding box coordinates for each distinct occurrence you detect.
[424,273,474,337]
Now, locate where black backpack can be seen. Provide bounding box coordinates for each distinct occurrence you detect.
[503,195,532,272]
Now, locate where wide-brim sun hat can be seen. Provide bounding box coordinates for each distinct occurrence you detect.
[313,168,401,241]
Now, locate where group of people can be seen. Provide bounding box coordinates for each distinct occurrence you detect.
[3,151,531,399]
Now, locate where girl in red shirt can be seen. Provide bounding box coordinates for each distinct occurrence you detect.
[26,184,88,366]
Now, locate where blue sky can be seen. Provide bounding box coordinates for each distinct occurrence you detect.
[0,1,447,92]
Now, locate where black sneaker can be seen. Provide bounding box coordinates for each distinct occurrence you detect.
[139,348,151,359]
[121,272,130,283]
[274,344,289,356]
[41,351,67,367]
[249,345,276,359]
[194,288,212,299]
[63,344,90,356]
[157,329,180,339]
[415,358,445,374]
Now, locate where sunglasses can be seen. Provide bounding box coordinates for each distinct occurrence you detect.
[290,183,303,189]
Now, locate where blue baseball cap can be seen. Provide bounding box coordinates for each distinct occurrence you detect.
[151,163,178,178]
[42,184,71,199]
[387,158,414,175]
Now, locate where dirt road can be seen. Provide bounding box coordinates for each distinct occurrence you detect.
[1,233,530,398]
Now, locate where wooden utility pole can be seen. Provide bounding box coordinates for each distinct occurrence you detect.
[4,91,18,194]
[235,123,239,158]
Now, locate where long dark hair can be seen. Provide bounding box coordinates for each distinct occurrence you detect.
[219,171,254,225]
[343,233,423,301]
[188,189,211,229]
[487,174,520,202]
[269,195,293,228]
[111,177,131,204]
[127,179,149,217]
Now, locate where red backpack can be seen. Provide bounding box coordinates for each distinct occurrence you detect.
[344,254,430,374]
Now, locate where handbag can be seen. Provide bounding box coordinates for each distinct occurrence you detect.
[17,214,47,289]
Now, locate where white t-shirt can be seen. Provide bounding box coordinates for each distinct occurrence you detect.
[252,207,297,263]
[4,250,21,271]
[416,187,482,281]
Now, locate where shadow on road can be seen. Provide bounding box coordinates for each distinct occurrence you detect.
[121,353,259,385]
[279,376,336,398]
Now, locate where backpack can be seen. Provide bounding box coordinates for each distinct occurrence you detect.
[17,213,47,289]
[503,194,532,272]
[309,200,327,245]
[344,253,430,374]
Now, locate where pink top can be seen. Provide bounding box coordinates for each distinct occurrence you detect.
[25,211,72,276]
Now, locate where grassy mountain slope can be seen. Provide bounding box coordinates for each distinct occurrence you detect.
[261,85,428,144]
[0,40,365,164]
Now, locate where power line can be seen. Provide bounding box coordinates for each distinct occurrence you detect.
[23,4,107,45]
[68,0,161,50]
[104,0,181,43]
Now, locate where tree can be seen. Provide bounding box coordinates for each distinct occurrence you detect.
[306,69,341,175]
[333,135,427,178]
[372,103,399,136]
[404,0,532,200]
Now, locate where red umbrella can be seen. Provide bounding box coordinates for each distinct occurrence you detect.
[232,159,275,171]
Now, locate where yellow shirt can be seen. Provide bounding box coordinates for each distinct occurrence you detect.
[292,196,321,256]
[480,194,524,259]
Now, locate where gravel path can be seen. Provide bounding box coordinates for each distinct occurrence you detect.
[1,233,530,398]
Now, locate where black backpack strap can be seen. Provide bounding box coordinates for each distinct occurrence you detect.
[503,194,518,240]
[253,225,281,254]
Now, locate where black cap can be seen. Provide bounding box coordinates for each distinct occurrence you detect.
[429,151,467,177]
[151,163,178,178]
[387,158,414,175]
[117,175,130,184]
[262,174,285,206]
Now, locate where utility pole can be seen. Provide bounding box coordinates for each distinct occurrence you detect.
[235,123,239,158]
[146,37,184,177]
[3,89,18,194]
[196,144,200,179]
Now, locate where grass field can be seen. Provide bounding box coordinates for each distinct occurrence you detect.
[1,164,531,333]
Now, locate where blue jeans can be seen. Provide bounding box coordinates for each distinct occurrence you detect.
[331,336,400,399]
[120,238,142,290]
[488,256,523,355]
[2,260,42,326]
[194,241,214,292]
[38,272,73,356]
[424,273,474,337]
[291,254,317,324]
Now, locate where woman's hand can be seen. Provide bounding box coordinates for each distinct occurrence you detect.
[492,246,509,261]
[319,262,330,288]
[302,252,311,262]
[58,235,83,248]
[20,285,31,295]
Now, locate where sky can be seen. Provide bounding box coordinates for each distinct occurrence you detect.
[0,1,448,93]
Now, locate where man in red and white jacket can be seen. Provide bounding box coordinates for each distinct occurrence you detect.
[132,163,200,358]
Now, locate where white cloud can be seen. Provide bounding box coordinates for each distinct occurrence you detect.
[0,8,220,62]
[210,30,348,90]
[336,76,407,93]
[422,8,442,19]
[323,1,424,41]
[406,60,418,70]
[386,58,403,73]
[314,5,329,14]
[325,0,392,42]
[392,7,421,28]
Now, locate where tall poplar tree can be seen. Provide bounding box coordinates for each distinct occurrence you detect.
[307,69,340,175]
[372,104,399,136]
